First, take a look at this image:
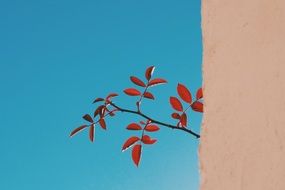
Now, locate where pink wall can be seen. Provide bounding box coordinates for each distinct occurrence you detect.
[200,0,285,189]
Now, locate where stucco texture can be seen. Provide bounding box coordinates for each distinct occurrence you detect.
[200,0,285,189]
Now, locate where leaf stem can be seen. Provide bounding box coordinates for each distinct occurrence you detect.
[136,83,149,113]
[93,108,118,125]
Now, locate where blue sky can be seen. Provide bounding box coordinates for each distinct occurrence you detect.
[0,0,202,189]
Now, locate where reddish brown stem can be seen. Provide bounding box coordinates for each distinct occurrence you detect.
[136,83,149,112]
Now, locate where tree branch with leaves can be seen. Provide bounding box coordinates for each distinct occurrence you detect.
[70,66,203,167]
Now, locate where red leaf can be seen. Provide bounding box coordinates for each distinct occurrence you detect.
[169,97,183,111]
[99,107,106,118]
[196,87,203,100]
[70,125,88,137]
[191,101,203,113]
[126,123,142,130]
[145,66,155,80]
[99,118,107,130]
[89,124,95,142]
[122,136,140,151]
[180,113,187,127]
[94,105,105,118]
[177,83,192,104]
[124,88,141,96]
[141,135,157,144]
[93,98,104,104]
[106,93,118,100]
[171,113,181,119]
[148,78,167,87]
[143,92,155,100]
[83,114,93,123]
[132,144,142,167]
[145,125,160,132]
[130,76,146,87]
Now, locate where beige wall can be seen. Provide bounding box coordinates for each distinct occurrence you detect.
[200,0,285,189]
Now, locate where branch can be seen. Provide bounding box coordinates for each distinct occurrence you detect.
[109,102,200,139]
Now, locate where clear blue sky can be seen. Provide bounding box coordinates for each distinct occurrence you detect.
[0,0,202,189]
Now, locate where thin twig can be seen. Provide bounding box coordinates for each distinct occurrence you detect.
[109,102,200,138]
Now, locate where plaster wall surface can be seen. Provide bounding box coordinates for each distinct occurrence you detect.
[200,0,285,189]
